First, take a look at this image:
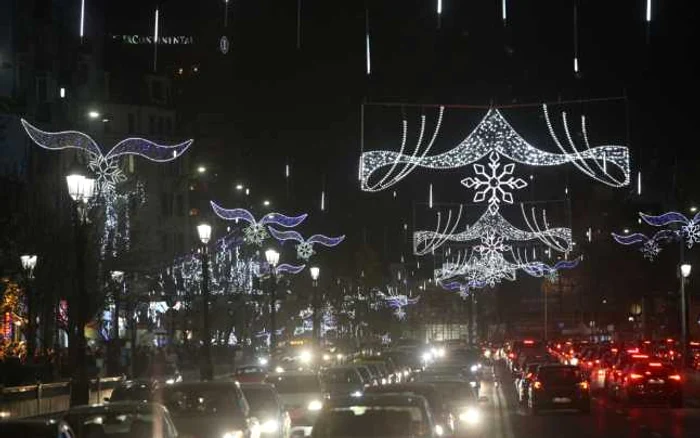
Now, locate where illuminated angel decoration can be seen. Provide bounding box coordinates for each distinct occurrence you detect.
[360,105,630,194]
[21,119,193,192]
[612,211,700,260]
[210,201,308,247]
[267,227,345,261]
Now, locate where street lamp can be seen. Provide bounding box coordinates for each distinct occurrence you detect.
[681,263,692,367]
[66,168,95,407]
[265,249,280,350]
[310,267,321,347]
[197,223,214,380]
[20,255,38,360]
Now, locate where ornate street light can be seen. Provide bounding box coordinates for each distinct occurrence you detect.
[197,222,214,380]
[681,263,692,366]
[310,267,321,347]
[66,167,95,407]
[20,254,38,359]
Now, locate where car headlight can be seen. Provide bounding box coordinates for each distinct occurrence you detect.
[260,419,279,434]
[222,430,244,438]
[381,378,387,385]
[435,424,444,436]
[165,378,175,385]
[351,391,363,397]
[470,364,478,373]
[459,407,481,425]
[437,348,446,358]
[307,400,323,411]
[323,354,331,361]
[275,366,285,373]
[258,357,269,366]
[422,352,432,361]
[299,351,313,364]
[469,381,478,388]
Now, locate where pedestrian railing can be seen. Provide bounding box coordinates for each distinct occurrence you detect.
[0,376,123,419]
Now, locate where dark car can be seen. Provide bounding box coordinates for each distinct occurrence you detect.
[236,366,269,383]
[0,418,76,438]
[616,361,683,407]
[311,394,439,438]
[241,382,292,438]
[108,379,157,403]
[320,367,365,397]
[160,381,259,438]
[528,365,591,414]
[426,380,486,437]
[61,401,178,438]
[366,383,454,436]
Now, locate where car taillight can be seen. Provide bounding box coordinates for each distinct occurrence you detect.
[597,370,606,377]
[629,373,644,380]
[580,381,589,390]
[526,373,533,379]
[669,374,682,381]
[533,381,543,390]
[508,353,515,359]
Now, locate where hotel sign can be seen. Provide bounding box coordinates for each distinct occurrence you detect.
[112,35,194,45]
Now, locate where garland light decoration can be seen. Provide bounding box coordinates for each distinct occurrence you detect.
[210,201,308,247]
[267,228,345,261]
[612,211,700,260]
[360,106,630,193]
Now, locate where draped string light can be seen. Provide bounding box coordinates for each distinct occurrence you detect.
[210,201,307,246]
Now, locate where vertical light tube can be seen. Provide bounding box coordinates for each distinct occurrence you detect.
[646,0,652,22]
[437,0,442,14]
[637,171,642,195]
[574,57,579,73]
[429,184,433,208]
[573,1,579,74]
[154,8,159,41]
[153,8,160,72]
[225,0,229,28]
[321,191,325,211]
[80,0,86,39]
[365,9,371,76]
[502,0,507,22]
[285,164,290,178]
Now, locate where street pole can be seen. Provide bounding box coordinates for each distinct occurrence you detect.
[680,262,692,368]
[270,272,277,350]
[200,245,214,380]
[70,202,89,406]
[310,267,320,348]
[544,286,548,342]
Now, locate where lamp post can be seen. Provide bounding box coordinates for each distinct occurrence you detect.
[20,254,38,360]
[197,223,214,381]
[681,263,692,368]
[66,169,95,406]
[265,249,280,350]
[310,266,320,347]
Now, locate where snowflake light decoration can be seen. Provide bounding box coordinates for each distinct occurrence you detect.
[462,152,527,214]
[394,308,407,320]
[474,231,511,260]
[641,239,661,260]
[244,224,269,247]
[296,242,316,260]
[681,223,700,249]
[612,211,700,260]
[88,155,127,189]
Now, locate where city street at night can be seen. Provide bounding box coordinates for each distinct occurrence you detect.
[2,1,700,437]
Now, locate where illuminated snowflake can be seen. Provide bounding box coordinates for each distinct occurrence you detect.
[641,239,661,261]
[393,308,407,320]
[381,333,391,345]
[546,270,559,284]
[681,223,700,249]
[296,242,315,260]
[458,288,470,300]
[462,152,527,214]
[88,156,127,191]
[244,224,269,246]
[474,231,511,260]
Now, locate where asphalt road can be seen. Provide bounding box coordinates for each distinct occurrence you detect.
[479,365,700,438]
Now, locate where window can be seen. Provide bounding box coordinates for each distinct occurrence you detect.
[128,113,135,133]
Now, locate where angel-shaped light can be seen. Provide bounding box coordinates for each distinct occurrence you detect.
[21,119,193,192]
[210,201,308,247]
[267,227,345,261]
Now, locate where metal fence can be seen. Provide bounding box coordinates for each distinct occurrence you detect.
[0,377,122,419]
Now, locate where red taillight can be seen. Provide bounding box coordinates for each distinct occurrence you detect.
[580,381,589,390]
[508,353,515,359]
[669,374,682,382]
[648,362,662,367]
[627,348,639,354]
[533,381,543,390]
[597,370,606,377]
[595,359,600,364]
[524,340,534,345]
[632,354,649,359]
[611,348,618,353]
[526,372,533,379]
[629,373,644,380]
[587,361,594,367]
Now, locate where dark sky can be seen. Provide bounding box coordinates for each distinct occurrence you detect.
[99,0,698,275]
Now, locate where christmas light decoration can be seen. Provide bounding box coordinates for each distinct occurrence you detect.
[268,228,344,261]
[80,0,86,39]
[360,106,630,192]
[462,152,528,214]
[365,9,371,75]
[376,288,420,320]
[612,211,700,261]
[646,0,652,22]
[210,201,308,246]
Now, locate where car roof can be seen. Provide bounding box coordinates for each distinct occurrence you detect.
[163,381,240,390]
[328,394,429,407]
[267,372,318,378]
[66,401,166,415]
[239,382,276,389]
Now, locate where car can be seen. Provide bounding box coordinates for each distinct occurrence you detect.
[366,383,455,436]
[320,367,365,397]
[348,364,377,387]
[241,383,292,438]
[0,418,76,438]
[615,360,683,407]
[311,394,440,438]
[144,362,183,385]
[107,379,158,403]
[516,362,545,405]
[61,401,178,438]
[424,380,487,437]
[354,362,387,385]
[528,365,591,414]
[159,381,260,438]
[606,352,655,396]
[236,366,269,383]
[265,372,323,438]
[416,363,481,395]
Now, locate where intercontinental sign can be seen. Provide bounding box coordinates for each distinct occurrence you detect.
[111,35,195,45]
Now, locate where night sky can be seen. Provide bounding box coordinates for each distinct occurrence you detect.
[99,0,697,278]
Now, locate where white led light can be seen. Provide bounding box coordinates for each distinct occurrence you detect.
[646,0,652,22]
[365,32,371,75]
[80,0,86,38]
[321,191,325,211]
[60,87,66,98]
[437,0,442,15]
[574,57,579,73]
[285,164,290,178]
[637,171,642,195]
[502,0,507,21]
[429,184,433,208]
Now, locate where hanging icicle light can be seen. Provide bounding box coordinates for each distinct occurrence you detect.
[637,171,642,195]
[502,0,507,23]
[429,184,433,208]
[365,9,371,76]
[573,1,579,75]
[153,8,160,72]
[285,164,290,178]
[321,190,326,211]
[80,0,86,40]
[587,227,592,242]
[646,0,652,22]
[437,0,442,28]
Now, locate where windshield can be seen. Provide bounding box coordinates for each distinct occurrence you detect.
[313,406,430,438]
[322,369,362,385]
[64,410,169,438]
[162,386,246,417]
[267,375,321,393]
[241,387,278,413]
